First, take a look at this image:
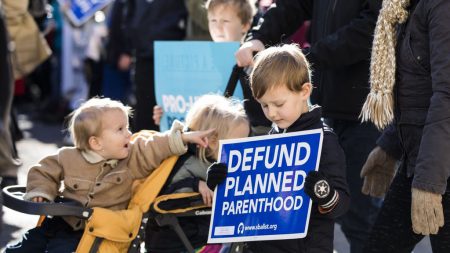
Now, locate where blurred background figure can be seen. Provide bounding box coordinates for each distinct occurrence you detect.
[0,0,22,190]
[185,0,211,40]
[60,7,89,118]
[126,0,187,132]
[1,0,53,188]
[101,0,132,103]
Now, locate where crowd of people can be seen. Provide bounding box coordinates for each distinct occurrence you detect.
[1,0,450,252]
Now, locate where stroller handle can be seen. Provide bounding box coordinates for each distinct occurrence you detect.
[2,185,93,219]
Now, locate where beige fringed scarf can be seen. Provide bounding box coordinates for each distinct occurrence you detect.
[360,0,411,130]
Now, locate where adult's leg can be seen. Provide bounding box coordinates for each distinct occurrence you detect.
[329,119,382,253]
[133,56,158,131]
[363,168,424,252]
[0,5,20,185]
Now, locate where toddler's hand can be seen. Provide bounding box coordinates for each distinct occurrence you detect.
[198,180,213,207]
[181,129,215,148]
[31,196,47,203]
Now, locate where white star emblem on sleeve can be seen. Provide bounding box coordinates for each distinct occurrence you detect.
[314,180,330,198]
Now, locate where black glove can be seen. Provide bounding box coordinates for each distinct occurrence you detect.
[304,171,338,212]
[206,162,227,190]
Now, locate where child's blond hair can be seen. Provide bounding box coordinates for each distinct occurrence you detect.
[68,97,133,151]
[185,94,249,162]
[205,0,256,25]
[250,44,311,99]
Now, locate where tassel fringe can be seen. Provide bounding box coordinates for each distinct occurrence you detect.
[359,0,411,130]
[360,91,394,130]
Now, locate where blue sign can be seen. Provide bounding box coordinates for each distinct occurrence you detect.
[208,130,324,243]
[60,0,112,26]
[154,41,242,131]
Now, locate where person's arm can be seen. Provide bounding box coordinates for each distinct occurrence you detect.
[248,0,382,68]
[236,0,312,66]
[122,0,135,55]
[129,120,213,178]
[246,0,313,46]
[376,123,402,160]
[412,0,450,194]
[24,153,63,202]
[106,0,133,69]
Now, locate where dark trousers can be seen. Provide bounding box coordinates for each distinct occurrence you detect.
[5,217,83,253]
[133,57,159,132]
[326,119,382,253]
[363,167,450,253]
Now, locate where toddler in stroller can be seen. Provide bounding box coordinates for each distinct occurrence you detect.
[2,97,213,253]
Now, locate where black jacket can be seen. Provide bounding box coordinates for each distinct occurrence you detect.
[247,0,382,121]
[126,0,187,58]
[377,0,450,194]
[247,106,349,253]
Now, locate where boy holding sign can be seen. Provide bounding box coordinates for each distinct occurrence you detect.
[207,44,350,252]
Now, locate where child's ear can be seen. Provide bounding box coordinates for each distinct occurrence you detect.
[88,136,102,151]
[301,82,313,99]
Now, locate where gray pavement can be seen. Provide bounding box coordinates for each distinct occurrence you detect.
[0,107,433,252]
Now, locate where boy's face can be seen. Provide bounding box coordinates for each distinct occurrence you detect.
[207,5,251,42]
[94,110,132,160]
[257,84,311,129]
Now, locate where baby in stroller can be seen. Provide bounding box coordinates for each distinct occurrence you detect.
[4,97,213,253]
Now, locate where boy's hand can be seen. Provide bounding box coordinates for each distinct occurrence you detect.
[181,129,214,148]
[198,180,213,207]
[206,162,227,190]
[235,39,265,67]
[153,105,163,126]
[305,171,338,212]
